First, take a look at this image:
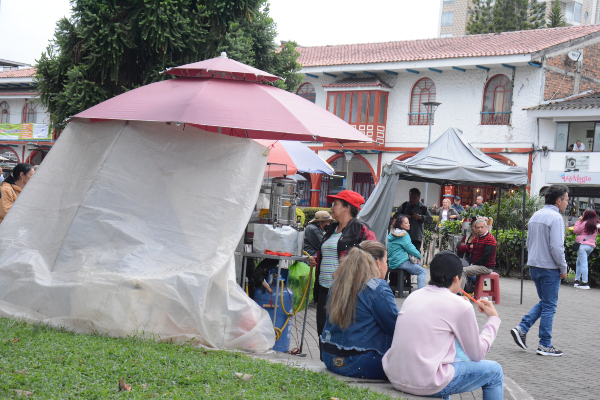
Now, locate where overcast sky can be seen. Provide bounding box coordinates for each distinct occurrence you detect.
[0,0,441,65]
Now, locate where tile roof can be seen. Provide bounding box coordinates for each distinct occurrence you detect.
[0,91,38,96]
[0,68,36,78]
[525,91,600,111]
[297,26,600,67]
[322,76,391,88]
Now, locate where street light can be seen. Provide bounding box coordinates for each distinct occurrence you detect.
[422,101,441,206]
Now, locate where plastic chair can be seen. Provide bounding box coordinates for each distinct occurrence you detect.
[474,272,500,304]
[389,269,413,298]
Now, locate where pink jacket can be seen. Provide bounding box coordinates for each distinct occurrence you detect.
[382,285,500,396]
[574,221,599,247]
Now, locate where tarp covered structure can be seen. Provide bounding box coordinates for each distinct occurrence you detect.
[360,127,529,242]
[0,120,276,351]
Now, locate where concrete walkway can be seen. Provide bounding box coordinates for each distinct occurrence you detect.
[252,274,600,400]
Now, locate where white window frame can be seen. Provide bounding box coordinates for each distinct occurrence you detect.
[441,11,454,27]
[565,2,582,24]
[440,33,453,38]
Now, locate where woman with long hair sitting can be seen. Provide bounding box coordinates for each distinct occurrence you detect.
[321,241,399,380]
[387,214,427,289]
[573,209,600,289]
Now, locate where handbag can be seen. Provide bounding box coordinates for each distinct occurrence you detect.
[573,232,594,252]
[408,254,420,264]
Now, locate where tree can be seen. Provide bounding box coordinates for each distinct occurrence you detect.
[547,0,566,28]
[466,0,547,35]
[36,0,303,131]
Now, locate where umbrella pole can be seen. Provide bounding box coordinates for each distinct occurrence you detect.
[520,185,526,305]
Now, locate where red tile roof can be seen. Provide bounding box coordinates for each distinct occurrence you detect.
[0,68,36,78]
[0,91,38,96]
[322,77,391,88]
[297,26,600,67]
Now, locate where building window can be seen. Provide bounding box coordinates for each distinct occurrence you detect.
[556,121,600,152]
[0,102,9,123]
[481,74,512,125]
[441,12,454,26]
[443,0,455,4]
[565,2,582,23]
[409,78,437,125]
[22,102,36,124]
[296,82,316,103]
[440,33,453,38]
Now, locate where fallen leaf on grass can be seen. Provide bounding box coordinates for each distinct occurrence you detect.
[118,378,132,392]
[331,398,341,400]
[13,390,33,396]
[8,338,20,343]
[14,370,28,375]
[234,372,253,382]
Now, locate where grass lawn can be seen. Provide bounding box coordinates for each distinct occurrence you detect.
[0,318,395,399]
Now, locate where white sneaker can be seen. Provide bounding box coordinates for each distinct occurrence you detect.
[577,283,590,290]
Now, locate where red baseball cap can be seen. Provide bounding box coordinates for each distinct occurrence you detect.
[327,190,366,210]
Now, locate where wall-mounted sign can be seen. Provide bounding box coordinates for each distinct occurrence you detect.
[0,124,51,141]
[546,170,600,185]
[564,155,589,171]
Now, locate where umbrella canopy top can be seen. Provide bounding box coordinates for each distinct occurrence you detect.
[163,53,282,83]
[384,127,528,188]
[74,77,372,144]
[255,139,334,176]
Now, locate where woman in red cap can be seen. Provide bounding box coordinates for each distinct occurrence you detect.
[310,190,376,339]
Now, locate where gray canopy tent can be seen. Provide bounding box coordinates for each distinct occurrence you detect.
[359,127,530,303]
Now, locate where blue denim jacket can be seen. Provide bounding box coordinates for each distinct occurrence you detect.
[321,278,399,356]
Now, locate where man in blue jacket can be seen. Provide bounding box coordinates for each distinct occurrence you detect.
[511,184,568,357]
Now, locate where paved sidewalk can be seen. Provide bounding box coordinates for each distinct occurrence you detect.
[257,274,600,400]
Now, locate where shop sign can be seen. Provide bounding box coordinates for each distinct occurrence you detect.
[0,123,51,141]
[545,170,600,185]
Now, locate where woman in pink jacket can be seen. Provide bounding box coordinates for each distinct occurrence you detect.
[573,209,599,290]
[383,251,503,400]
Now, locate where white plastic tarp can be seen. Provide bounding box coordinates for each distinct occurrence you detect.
[0,120,275,351]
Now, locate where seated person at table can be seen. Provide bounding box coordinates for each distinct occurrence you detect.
[383,251,503,400]
[459,218,497,291]
[321,241,399,380]
[457,219,478,260]
[387,215,427,289]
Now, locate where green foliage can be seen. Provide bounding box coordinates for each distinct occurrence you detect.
[36,0,303,131]
[547,0,566,27]
[466,0,547,34]
[299,207,332,227]
[295,207,305,227]
[486,189,544,231]
[439,220,463,251]
[496,228,528,276]
[0,318,393,399]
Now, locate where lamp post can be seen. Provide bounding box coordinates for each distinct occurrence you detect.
[422,101,441,206]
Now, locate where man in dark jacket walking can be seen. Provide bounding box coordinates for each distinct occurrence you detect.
[393,188,433,250]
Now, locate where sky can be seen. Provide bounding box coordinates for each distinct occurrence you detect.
[0,0,441,66]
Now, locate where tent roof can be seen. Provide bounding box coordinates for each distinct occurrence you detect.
[384,127,528,188]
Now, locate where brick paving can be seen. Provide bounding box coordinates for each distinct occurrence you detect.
[270,273,600,399]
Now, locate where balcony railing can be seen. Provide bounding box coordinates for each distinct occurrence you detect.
[481,111,511,125]
[408,113,434,126]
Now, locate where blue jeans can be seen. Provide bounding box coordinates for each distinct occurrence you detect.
[518,267,561,348]
[398,260,427,289]
[322,350,387,380]
[429,360,504,400]
[576,244,593,283]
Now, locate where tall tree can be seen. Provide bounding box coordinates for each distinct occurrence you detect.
[547,0,566,28]
[36,0,302,131]
[466,0,547,34]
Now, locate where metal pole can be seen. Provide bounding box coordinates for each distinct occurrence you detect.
[272,259,284,330]
[298,265,314,354]
[495,188,502,240]
[520,186,526,305]
[423,113,433,206]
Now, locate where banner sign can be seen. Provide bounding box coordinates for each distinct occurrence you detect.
[0,124,51,141]
[546,170,600,185]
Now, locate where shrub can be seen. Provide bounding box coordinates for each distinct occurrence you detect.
[295,208,305,227]
[496,229,528,277]
[299,207,332,227]
[486,189,544,231]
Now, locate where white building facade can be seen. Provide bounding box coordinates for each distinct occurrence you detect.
[295,25,600,208]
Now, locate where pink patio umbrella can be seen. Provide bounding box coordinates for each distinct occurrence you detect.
[255,139,334,177]
[74,54,372,144]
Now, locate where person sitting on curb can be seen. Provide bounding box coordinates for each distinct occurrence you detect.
[459,218,497,291]
[387,215,427,290]
[383,251,503,400]
[321,241,399,380]
[303,210,332,257]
